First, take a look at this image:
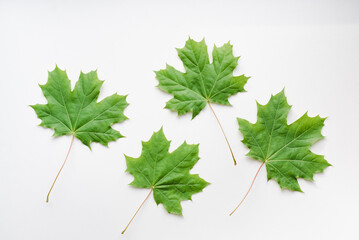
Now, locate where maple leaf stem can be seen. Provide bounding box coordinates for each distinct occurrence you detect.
[229,161,265,216]
[122,188,153,234]
[46,135,75,203]
[207,102,237,165]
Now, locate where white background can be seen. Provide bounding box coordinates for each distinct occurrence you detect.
[1,0,359,239]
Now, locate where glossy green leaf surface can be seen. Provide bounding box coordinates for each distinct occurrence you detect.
[238,90,330,191]
[31,66,128,147]
[155,38,249,118]
[125,128,209,215]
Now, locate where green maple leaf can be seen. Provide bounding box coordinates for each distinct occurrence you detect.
[239,90,331,191]
[122,128,209,234]
[31,66,128,202]
[155,37,249,165]
[155,37,249,118]
[31,66,128,147]
[231,90,330,215]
